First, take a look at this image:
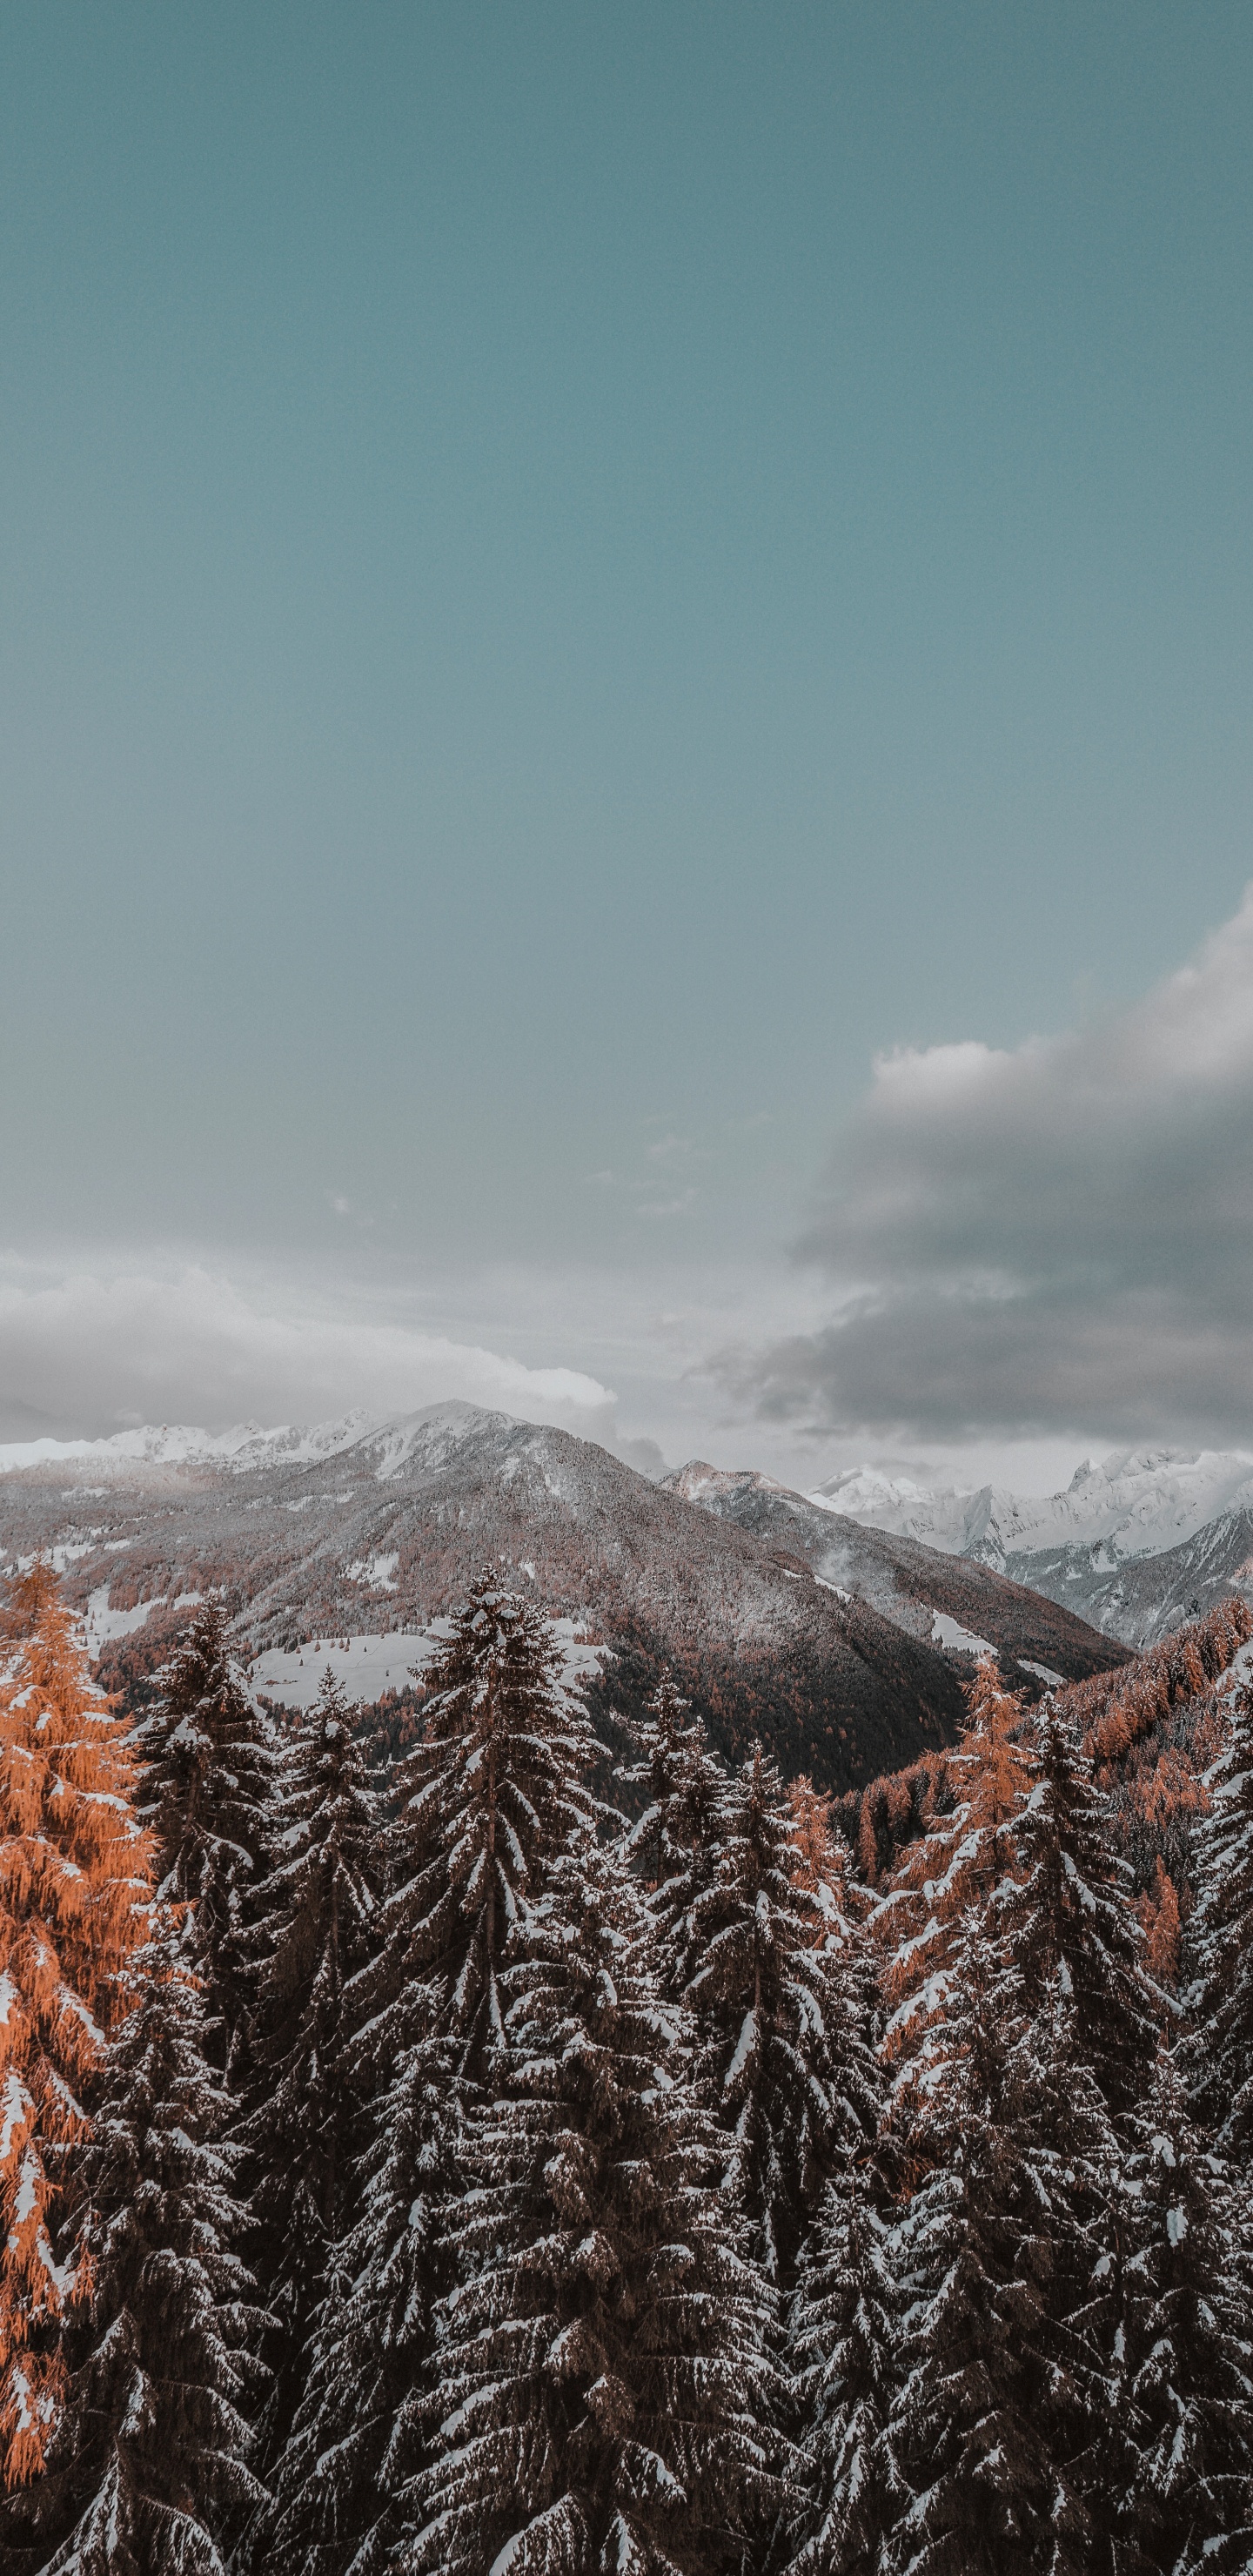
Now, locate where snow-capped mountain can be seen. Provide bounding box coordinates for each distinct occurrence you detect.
[812,1448,1253,1647]
[0,1402,1124,1789]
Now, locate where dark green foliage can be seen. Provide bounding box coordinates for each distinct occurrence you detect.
[620,1674,729,1994]
[684,1743,880,2285]
[12,1916,265,2575]
[784,2153,900,2576]
[1105,2047,1253,2576]
[238,1668,384,2494]
[411,1826,786,2576]
[137,1601,278,2071]
[1189,1682,1253,2156]
[882,1927,1094,2576]
[261,1575,603,2576]
[1000,1704,1154,2119]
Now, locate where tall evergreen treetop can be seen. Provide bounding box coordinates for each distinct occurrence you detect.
[685,1743,880,2285]
[784,2150,900,2576]
[9,1910,265,2576]
[1188,1680,1253,2157]
[877,1660,1034,2091]
[1109,2043,1253,2576]
[240,1667,384,2482]
[999,1702,1153,2121]
[411,1824,785,2576]
[261,1578,601,2576]
[882,1922,1093,2576]
[620,1676,728,1994]
[360,1573,600,2076]
[137,1601,278,2069]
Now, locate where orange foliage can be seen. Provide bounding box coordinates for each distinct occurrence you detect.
[1138,1743,1210,1828]
[787,1774,855,1937]
[0,1563,153,2485]
[787,1775,841,1898]
[1137,1857,1182,1989]
[1062,1598,1252,1768]
[879,1660,1033,2057]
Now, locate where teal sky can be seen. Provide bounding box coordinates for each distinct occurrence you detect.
[4,4,1253,1471]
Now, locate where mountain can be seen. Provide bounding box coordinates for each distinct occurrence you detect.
[0,1403,1125,1790]
[662,1462,1129,1685]
[814,1447,1253,1647]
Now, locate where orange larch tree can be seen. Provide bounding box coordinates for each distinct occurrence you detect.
[875,1658,1035,2130]
[0,1560,153,2485]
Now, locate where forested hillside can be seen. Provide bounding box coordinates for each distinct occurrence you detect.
[0,1402,1126,1793]
[2,1563,1250,2573]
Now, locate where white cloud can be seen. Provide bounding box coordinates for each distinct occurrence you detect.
[0,1256,621,1448]
[727,886,1253,1442]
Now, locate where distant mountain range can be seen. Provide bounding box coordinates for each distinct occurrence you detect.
[0,1404,1124,1789]
[814,1447,1253,1647]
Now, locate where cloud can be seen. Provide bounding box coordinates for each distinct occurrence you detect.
[727,886,1253,1442]
[0,1258,623,1449]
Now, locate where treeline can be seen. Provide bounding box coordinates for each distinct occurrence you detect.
[2,1563,1252,2571]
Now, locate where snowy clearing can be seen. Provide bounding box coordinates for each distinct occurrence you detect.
[931,1611,995,1657]
[252,1615,606,1712]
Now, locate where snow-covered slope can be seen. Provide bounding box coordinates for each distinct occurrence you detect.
[811,1448,1253,1647]
[0,1401,1121,1790]
[663,1462,1127,1682]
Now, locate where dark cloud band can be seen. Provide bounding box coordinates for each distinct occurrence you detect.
[727,889,1253,1442]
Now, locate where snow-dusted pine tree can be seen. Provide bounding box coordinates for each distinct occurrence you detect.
[5,1909,265,2576]
[876,1660,1034,2117]
[1001,1701,1153,2121]
[261,1577,601,2576]
[410,1822,785,2576]
[137,1601,278,2073]
[620,1673,729,1996]
[1104,2043,1253,2576]
[1188,1680,1253,2157]
[0,1563,152,2489]
[783,2148,899,2576]
[684,1741,880,2286]
[882,1920,1094,2576]
[238,1667,384,2485]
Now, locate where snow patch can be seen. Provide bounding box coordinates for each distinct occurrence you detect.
[252,1613,605,1713]
[931,1611,995,1657]
[345,1551,399,1593]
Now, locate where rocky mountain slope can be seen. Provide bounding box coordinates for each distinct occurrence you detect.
[813,1447,1253,1647]
[0,1403,1126,1789]
[663,1463,1129,1683]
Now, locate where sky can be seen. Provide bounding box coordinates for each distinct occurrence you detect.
[3,4,1253,1490]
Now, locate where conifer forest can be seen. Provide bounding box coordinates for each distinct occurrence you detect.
[2,1557,1252,2575]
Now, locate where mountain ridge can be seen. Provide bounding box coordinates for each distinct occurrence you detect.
[0,1402,1125,1789]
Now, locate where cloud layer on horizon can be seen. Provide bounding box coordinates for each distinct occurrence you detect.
[0,1258,652,1458]
[728,887,1253,1444]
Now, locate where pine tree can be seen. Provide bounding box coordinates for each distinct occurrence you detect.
[876,1660,1034,2114]
[620,1674,728,1997]
[264,1577,601,2576]
[137,1602,278,2073]
[882,1921,1093,2576]
[0,1563,152,2487]
[1001,1702,1153,2121]
[238,1667,384,2486]
[787,1775,849,1921]
[410,1823,785,2576]
[1107,2044,1253,2576]
[4,1911,265,2574]
[1188,1679,1253,2157]
[684,1742,880,2288]
[784,2149,899,2576]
